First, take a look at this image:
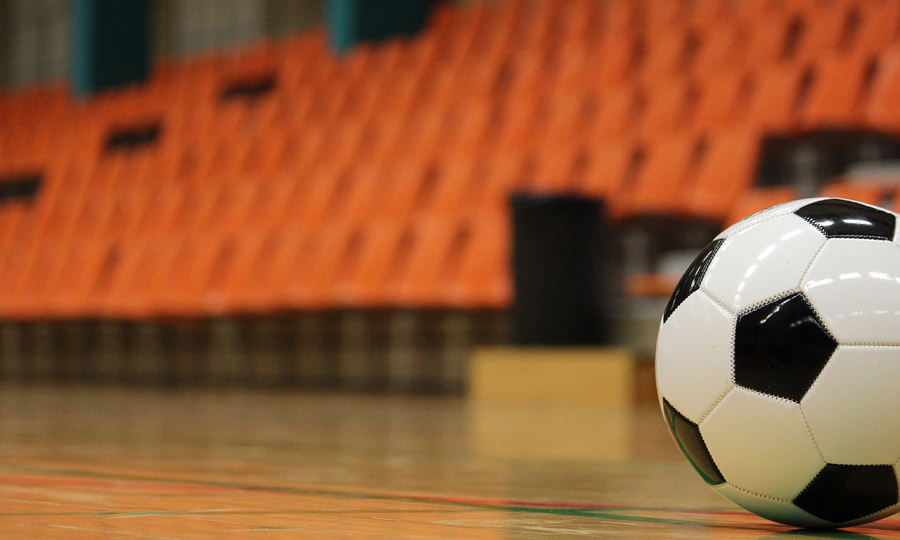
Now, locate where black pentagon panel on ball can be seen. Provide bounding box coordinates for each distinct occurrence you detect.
[734,293,837,402]
[663,239,724,323]
[794,198,896,240]
[794,464,899,524]
[662,399,725,485]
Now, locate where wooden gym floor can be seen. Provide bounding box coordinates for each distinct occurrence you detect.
[0,384,899,539]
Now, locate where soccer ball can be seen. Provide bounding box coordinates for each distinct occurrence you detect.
[656,198,900,528]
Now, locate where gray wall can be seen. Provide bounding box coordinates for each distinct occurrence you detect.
[1,0,326,90]
[0,0,71,88]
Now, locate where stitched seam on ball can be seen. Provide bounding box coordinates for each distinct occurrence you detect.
[830,234,893,240]
[725,482,790,503]
[794,291,838,403]
[797,237,828,294]
[699,288,736,317]
[798,215,821,233]
[697,290,738,391]
[720,209,796,238]
[797,406,826,464]
[798,289,837,343]
[736,288,799,318]
[796,215,835,240]
[665,399,691,424]
[798,353,835,416]
[739,385,801,407]
[795,505,834,526]
[697,387,732,425]
[730,314,736,387]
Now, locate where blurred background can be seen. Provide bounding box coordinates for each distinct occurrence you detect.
[1,0,899,395]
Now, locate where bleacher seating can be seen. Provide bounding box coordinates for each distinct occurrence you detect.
[1,0,900,317]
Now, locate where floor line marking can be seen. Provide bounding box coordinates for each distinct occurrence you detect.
[5,464,900,533]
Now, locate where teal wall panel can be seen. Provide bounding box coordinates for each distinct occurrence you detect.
[327,0,433,53]
[73,0,151,96]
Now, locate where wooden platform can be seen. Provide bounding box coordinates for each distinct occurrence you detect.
[1,384,899,538]
[469,347,637,404]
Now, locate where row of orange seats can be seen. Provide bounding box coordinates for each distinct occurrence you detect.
[11,0,891,151]
[0,209,510,318]
[28,47,900,234]
[4,0,896,176]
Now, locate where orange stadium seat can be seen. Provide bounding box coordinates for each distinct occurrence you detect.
[0,204,28,254]
[187,235,246,315]
[333,220,406,308]
[691,20,746,79]
[688,0,734,28]
[744,61,812,132]
[594,31,641,86]
[38,240,86,316]
[537,90,594,147]
[642,0,688,31]
[853,0,900,55]
[599,0,640,32]
[589,84,642,141]
[200,230,263,313]
[733,0,785,26]
[1,241,43,318]
[143,234,208,315]
[476,153,528,214]
[684,128,762,222]
[527,143,586,194]
[791,0,861,64]
[249,175,303,234]
[242,232,303,312]
[288,166,345,231]
[131,237,191,317]
[0,242,26,317]
[619,132,705,219]
[637,77,697,139]
[272,230,326,311]
[557,0,600,48]
[741,11,800,68]
[864,44,900,132]
[238,234,292,312]
[426,155,481,217]
[802,51,877,129]
[692,68,753,132]
[49,237,111,318]
[448,212,511,308]
[391,217,471,307]
[638,27,697,86]
[292,224,359,310]
[577,138,643,210]
[101,238,144,316]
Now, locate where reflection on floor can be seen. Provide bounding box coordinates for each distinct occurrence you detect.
[0,385,897,538]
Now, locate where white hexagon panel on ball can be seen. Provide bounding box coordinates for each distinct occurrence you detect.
[802,239,900,345]
[699,387,825,501]
[656,290,735,424]
[802,346,900,465]
[702,213,825,314]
